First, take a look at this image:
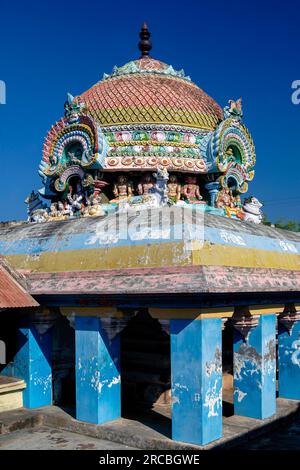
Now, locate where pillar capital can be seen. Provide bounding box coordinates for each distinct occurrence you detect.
[278,305,300,336]
[62,307,136,338]
[231,307,259,341]
[31,308,59,335]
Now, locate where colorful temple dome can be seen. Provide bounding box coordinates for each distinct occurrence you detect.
[34,24,257,222]
[80,56,224,130]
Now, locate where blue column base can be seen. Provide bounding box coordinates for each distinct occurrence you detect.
[1,322,53,408]
[278,320,300,400]
[171,318,222,446]
[233,315,276,419]
[75,316,121,425]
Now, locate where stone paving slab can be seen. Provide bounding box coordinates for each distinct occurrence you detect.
[0,399,300,450]
[0,426,136,450]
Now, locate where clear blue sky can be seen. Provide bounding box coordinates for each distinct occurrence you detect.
[0,0,299,222]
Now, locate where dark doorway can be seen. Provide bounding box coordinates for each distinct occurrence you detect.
[52,314,75,411]
[222,319,234,417]
[120,309,172,436]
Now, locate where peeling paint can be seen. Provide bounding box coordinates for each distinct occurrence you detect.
[204,379,222,418]
[291,340,300,366]
[233,315,276,419]
[234,388,247,402]
[205,347,222,376]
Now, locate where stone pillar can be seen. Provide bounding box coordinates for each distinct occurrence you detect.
[75,316,121,424]
[205,182,220,207]
[278,307,300,400]
[170,317,222,446]
[6,311,56,408]
[232,312,276,419]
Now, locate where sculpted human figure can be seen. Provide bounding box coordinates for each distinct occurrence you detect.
[216,187,245,219]
[181,175,203,204]
[137,173,155,195]
[215,187,232,208]
[167,175,181,203]
[112,175,133,201]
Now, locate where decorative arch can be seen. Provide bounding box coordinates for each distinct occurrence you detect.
[41,114,109,176]
[207,117,256,193]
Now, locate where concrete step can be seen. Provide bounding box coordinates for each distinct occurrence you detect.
[0,376,26,413]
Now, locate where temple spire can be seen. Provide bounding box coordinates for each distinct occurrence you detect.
[138,22,152,57]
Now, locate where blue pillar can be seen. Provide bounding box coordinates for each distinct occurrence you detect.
[1,321,53,408]
[233,315,276,419]
[205,182,220,207]
[75,316,121,424]
[278,315,300,400]
[170,318,222,446]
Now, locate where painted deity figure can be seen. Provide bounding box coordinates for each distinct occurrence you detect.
[216,187,244,220]
[137,173,155,195]
[181,176,203,204]
[167,175,181,203]
[215,187,233,209]
[49,202,66,220]
[67,149,82,165]
[112,175,133,202]
[83,192,106,217]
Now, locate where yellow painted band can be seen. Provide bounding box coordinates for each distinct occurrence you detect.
[60,307,125,318]
[4,242,300,273]
[149,305,284,320]
[191,241,300,271]
[4,241,191,272]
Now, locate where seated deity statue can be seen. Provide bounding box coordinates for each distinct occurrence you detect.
[167,175,181,203]
[49,203,59,218]
[48,202,66,220]
[111,175,133,202]
[216,187,244,219]
[181,176,204,204]
[83,192,105,217]
[215,187,232,208]
[137,173,155,195]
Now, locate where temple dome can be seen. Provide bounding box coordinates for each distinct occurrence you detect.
[79,57,224,131]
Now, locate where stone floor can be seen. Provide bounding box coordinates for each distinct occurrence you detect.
[0,426,136,450]
[237,420,300,450]
[1,399,300,450]
[0,395,300,450]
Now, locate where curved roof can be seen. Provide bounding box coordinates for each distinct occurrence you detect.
[79,57,224,130]
[0,211,299,300]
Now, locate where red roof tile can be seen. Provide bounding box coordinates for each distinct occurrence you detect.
[0,259,38,309]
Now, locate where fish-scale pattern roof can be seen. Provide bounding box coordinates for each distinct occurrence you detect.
[79,58,223,130]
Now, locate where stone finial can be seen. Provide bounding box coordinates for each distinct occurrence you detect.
[138,22,152,57]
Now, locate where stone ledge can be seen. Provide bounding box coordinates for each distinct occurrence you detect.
[0,377,26,413]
